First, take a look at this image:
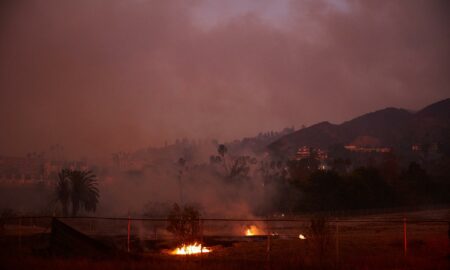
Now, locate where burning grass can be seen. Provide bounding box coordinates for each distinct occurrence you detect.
[169,242,211,255]
[244,225,263,236]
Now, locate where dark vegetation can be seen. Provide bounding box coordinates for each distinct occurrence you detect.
[197,133,449,215]
[262,158,450,214]
[187,141,450,215]
[166,203,201,243]
[55,169,99,217]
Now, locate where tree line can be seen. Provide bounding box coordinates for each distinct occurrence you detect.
[262,157,450,214]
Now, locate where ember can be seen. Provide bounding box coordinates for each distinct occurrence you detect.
[299,234,306,240]
[170,242,211,255]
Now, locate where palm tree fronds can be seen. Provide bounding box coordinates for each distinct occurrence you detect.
[54,168,100,217]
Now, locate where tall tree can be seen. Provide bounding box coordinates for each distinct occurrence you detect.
[217,144,227,158]
[177,158,187,204]
[69,170,99,217]
[217,144,228,173]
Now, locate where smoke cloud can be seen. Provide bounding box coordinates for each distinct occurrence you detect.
[0,0,449,158]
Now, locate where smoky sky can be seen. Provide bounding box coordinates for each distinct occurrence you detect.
[0,0,449,158]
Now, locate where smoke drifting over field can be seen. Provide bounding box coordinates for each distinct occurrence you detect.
[0,0,449,157]
[99,147,269,217]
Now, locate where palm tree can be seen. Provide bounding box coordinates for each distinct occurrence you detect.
[56,169,71,216]
[69,170,99,217]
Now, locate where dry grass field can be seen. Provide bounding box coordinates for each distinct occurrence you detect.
[1,210,449,270]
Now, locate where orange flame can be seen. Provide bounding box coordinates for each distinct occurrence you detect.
[245,225,262,236]
[170,242,211,255]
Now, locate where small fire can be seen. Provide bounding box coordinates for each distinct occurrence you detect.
[245,225,261,236]
[170,242,211,255]
[299,234,306,240]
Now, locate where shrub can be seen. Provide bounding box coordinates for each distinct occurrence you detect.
[166,203,201,242]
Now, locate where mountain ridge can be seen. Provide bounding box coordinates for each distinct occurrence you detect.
[268,98,450,157]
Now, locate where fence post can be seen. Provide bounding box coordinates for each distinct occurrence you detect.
[403,217,407,256]
[336,218,339,266]
[18,217,22,252]
[200,219,204,264]
[127,215,131,253]
[266,233,272,265]
[200,219,204,243]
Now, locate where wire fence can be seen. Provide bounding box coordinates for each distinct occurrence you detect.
[1,211,449,252]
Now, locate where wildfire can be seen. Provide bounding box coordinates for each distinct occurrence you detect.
[299,234,306,240]
[170,242,211,255]
[245,225,262,236]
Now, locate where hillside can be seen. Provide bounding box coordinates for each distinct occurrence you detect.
[416,98,450,120]
[268,98,450,157]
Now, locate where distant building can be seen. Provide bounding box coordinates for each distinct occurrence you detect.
[316,149,328,161]
[295,146,329,161]
[344,135,391,153]
[344,145,357,151]
[0,155,90,186]
[0,156,46,184]
[294,146,329,170]
[344,145,391,153]
[295,146,311,160]
[111,152,144,172]
[411,143,439,153]
[412,144,421,152]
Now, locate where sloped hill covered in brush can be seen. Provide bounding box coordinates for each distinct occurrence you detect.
[268,98,450,157]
